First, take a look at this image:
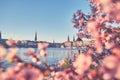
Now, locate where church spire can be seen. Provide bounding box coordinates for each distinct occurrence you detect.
[35,32,37,41]
[73,36,75,42]
[0,31,1,39]
[53,40,55,43]
[67,35,70,42]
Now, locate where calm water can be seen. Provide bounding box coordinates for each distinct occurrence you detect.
[18,48,78,64]
[1,48,78,70]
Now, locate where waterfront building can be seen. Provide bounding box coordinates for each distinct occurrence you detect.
[0,31,64,48]
[64,35,72,48]
[72,36,76,47]
[0,32,8,47]
[64,35,83,48]
[75,37,83,47]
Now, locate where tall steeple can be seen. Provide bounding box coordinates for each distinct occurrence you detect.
[0,31,1,39]
[73,36,75,42]
[35,32,37,41]
[67,35,70,42]
[53,40,55,44]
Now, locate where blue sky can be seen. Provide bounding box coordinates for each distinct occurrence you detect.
[0,0,90,42]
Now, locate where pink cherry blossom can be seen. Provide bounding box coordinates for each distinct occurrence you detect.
[73,54,92,75]
[0,44,6,58]
[6,39,18,47]
[37,43,49,50]
[102,55,119,69]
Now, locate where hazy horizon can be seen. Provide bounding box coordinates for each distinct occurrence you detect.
[0,0,90,43]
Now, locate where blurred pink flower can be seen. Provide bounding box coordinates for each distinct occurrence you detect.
[94,38,103,53]
[27,48,35,53]
[5,48,18,60]
[90,0,120,22]
[37,43,49,50]
[104,41,115,49]
[100,55,120,79]
[40,50,47,57]
[73,54,92,75]
[102,55,119,69]
[16,67,43,80]
[1,63,43,80]
[0,45,6,58]
[77,33,83,38]
[103,73,112,80]
[37,43,49,57]
[6,39,18,47]
[111,47,120,57]
[115,64,120,79]
[86,21,98,32]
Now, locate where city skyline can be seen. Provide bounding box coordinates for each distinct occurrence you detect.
[0,0,90,42]
[0,31,78,43]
